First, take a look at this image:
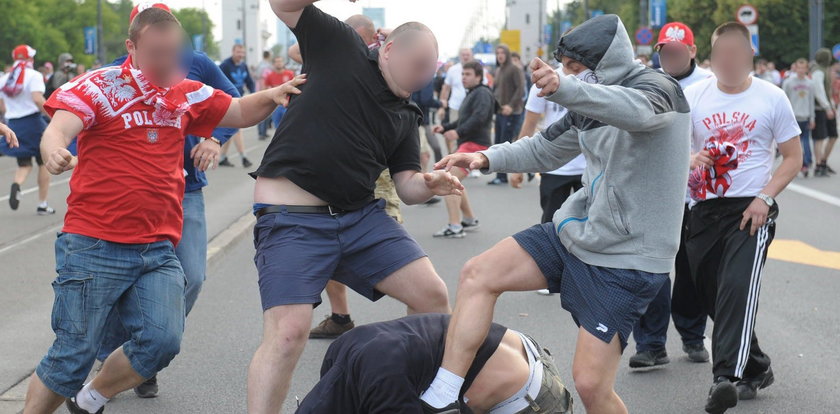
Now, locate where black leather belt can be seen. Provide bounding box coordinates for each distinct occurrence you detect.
[255,205,349,218]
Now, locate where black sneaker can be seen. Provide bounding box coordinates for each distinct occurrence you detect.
[736,366,774,400]
[65,398,104,414]
[683,342,710,363]
[826,163,837,174]
[433,225,465,238]
[705,377,738,414]
[134,375,159,398]
[815,164,828,177]
[242,157,253,168]
[218,158,234,167]
[460,219,480,232]
[421,400,461,414]
[424,197,442,206]
[258,134,268,141]
[9,182,20,210]
[628,349,670,368]
[37,205,56,215]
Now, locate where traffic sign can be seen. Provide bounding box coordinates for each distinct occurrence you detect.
[747,24,759,56]
[833,44,840,60]
[635,27,654,46]
[736,4,758,25]
[649,0,667,29]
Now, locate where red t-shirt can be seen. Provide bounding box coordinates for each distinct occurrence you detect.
[264,69,295,89]
[45,61,232,245]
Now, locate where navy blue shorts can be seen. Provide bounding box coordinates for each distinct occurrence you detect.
[253,199,427,311]
[513,222,668,350]
[0,113,46,159]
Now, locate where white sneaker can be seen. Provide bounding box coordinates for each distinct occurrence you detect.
[468,170,482,178]
[536,289,553,296]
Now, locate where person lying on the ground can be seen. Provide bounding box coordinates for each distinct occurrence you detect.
[295,313,573,414]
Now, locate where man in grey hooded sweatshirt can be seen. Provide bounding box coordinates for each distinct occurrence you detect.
[420,14,691,414]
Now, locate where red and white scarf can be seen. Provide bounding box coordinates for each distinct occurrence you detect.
[2,60,33,97]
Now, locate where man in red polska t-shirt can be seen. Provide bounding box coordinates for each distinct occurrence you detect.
[264,56,296,128]
[23,7,305,414]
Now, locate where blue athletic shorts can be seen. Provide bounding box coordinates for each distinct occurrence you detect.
[253,199,427,311]
[513,222,668,351]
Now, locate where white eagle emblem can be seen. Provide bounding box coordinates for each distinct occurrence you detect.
[147,128,159,144]
[666,26,686,42]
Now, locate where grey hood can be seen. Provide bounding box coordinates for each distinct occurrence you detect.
[555,14,642,86]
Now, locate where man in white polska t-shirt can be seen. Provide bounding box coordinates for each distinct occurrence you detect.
[683,22,802,414]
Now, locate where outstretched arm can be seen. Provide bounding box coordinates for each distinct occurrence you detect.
[392,170,464,205]
[531,57,685,133]
[218,75,306,128]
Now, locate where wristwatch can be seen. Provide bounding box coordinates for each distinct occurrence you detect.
[756,193,775,207]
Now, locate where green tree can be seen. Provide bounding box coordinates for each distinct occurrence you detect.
[172,8,219,60]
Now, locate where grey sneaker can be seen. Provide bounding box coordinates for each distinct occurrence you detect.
[629,349,670,368]
[683,342,710,363]
[133,375,158,398]
[433,225,465,238]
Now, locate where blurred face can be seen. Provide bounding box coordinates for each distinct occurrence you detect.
[496,48,507,65]
[560,56,587,76]
[273,57,285,70]
[380,34,438,98]
[710,32,753,87]
[512,55,521,66]
[795,61,808,77]
[462,67,481,89]
[658,42,696,77]
[232,45,246,63]
[459,48,473,64]
[127,23,185,88]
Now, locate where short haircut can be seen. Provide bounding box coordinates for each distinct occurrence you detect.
[511,52,521,60]
[345,14,375,35]
[386,21,438,53]
[129,7,180,44]
[263,50,271,59]
[711,22,750,47]
[462,60,483,79]
[232,44,245,51]
[796,58,808,65]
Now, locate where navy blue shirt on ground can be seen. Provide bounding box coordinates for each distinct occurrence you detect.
[111,52,241,192]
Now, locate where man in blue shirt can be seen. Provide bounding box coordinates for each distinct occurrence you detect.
[98,33,241,398]
[218,44,255,167]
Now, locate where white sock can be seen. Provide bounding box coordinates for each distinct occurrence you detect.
[38,201,47,208]
[462,217,477,225]
[420,367,463,408]
[449,224,464,232]
[75,382,109,413]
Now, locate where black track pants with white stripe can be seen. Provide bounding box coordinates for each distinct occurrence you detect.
[686,197,775,380]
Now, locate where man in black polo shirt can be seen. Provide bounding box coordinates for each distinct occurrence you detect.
[249,2,463,412]
[295,314,573,414]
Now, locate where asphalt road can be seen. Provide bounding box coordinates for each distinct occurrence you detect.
[1,128,838,413]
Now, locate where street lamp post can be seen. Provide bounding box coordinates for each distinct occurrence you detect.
[97,0,105,63]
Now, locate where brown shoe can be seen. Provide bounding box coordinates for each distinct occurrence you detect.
[309,315,354,339]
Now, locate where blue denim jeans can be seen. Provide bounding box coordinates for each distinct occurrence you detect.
[36,233,185,398]
[271,106,287,130]
[494,113,523,181]
[97,190,206,361]
[258,116,271,137]
[799,121,812,167]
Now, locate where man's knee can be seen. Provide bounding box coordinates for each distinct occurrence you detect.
[262,308,311,354]
[458,257,497,296]
[572,366,612,405]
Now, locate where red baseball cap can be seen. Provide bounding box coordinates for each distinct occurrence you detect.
[130,2,172,23]
[11,45,36,60]
[656,22,695,49]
